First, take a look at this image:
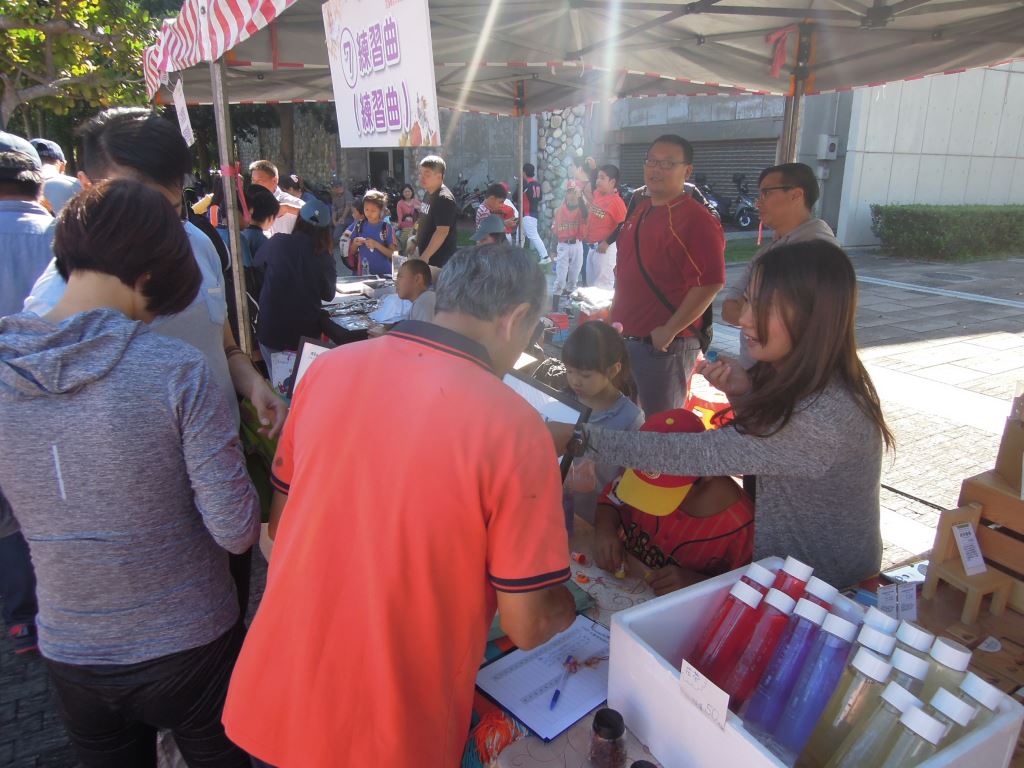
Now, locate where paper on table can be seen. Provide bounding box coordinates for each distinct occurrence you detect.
[476,615,611,741]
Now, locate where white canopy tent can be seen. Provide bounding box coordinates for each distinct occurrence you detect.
[142,0,1024,348]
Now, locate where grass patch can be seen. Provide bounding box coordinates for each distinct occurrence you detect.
[725,237,760,264]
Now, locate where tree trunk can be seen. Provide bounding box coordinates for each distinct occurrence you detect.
[274,103,294,173]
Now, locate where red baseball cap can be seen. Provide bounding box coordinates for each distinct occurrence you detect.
[615,409,705,517]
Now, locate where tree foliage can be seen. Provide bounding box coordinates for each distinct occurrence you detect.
[0,0,165,129]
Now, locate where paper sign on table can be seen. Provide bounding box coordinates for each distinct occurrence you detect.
[679,660,728,729]
[952,521,988,576]
[877,584,899,619]
[896,582,918,621]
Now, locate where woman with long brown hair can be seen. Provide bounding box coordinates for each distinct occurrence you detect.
[554,240,892,587]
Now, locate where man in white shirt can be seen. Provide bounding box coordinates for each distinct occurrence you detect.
[30,138,80,215]
[249,160,302,236]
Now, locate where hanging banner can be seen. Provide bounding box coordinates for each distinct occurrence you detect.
[322,0,441,148]
[172,80,196,147]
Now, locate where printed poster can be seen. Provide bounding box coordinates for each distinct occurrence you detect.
[323,0,442,147]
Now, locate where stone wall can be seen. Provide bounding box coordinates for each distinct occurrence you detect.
[236,107,345,190]
[535,105,588,241]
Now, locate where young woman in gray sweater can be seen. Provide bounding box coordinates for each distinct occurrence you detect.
[555,241,893,588]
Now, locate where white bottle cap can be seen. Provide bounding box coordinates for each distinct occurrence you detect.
[929,688,976,728]
[764,588,797,615]
[822,613,858,643]
[803,575,838,605]
[900,705,947,746]
[729,580,764,610]
[793,598,828,626]
[891,648,929,682]
[929,637,972,672]
[959,672,1003,712]
[882,681,922,714]
[743,562,775,589]
[780,556,814,582]
[896,620,934,653]
[851,647,892,683]
[863,605,899,635]
[857,624,898,656]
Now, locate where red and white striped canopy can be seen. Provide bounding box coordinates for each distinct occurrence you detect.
[144,0,1024,113]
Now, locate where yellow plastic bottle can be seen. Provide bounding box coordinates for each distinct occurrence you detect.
[825,682,922,768]
[919,638,971,702]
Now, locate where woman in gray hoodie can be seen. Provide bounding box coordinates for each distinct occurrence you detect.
[0,180,259,767]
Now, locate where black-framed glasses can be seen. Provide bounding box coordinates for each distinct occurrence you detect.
[643,158,690,170]
[758,185,795,199]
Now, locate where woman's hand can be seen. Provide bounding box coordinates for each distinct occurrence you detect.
[696,355,751,398]
[546,422,575,454]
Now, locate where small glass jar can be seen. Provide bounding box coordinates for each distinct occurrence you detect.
[590,708,628,768]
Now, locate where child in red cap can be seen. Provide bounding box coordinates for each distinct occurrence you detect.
[593,408,754,595]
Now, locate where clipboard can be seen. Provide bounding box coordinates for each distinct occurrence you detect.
[287,336,335,399]
[475,615,611,742]
[502,369,591,481]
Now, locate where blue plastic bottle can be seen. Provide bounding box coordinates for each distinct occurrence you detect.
[741,598,828,736]
[768,613,859,762]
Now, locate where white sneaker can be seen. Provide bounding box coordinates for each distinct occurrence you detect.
[538,256,552,265]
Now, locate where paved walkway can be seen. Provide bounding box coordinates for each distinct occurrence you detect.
[2,248,1022,765]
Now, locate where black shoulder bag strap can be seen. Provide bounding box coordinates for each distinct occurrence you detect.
[631,200,714,354]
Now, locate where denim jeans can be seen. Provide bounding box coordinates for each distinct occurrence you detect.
[0,527,38,628]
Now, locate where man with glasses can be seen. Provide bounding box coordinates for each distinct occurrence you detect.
[610,134,725,415]
[721,162,838,368]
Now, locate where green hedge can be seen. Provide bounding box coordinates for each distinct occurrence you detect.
[869,204,1024,261]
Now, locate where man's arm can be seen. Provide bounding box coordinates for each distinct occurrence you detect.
[223,322,287,437]
[419,226,450,263]
[649,283,724,352]
[720,260,754,326]
[496,586,576,650]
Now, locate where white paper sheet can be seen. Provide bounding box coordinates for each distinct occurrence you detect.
[476,615,611,741]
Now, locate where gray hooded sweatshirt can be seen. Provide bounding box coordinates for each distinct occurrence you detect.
[0,309,259,665]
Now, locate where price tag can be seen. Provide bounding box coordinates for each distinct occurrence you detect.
[952,522,987,576]
[896,583,918,621]
[679,660,728,729]
[172,80,196,147]
[877,584,899,619]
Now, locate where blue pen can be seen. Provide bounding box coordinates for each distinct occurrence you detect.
[549,655,575,710]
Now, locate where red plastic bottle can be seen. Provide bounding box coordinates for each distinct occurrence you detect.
[719,588,797,708]
[771,556,814,600]
[803,575,838,608]
[692,580,763,686]
[741,562,775,596]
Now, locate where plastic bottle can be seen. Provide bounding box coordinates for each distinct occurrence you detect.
[360,254,370,277]
[878,705,946,768]
[920,637,972,702]
[769,614,859,761]
[895,620,934,659]
[852,623,897,659]
[803,576,838,608]
[928,687,976,745]
[825,682,922,768]
[957,671,1004,728]
[589,708,627,768]
[719,588,797,708]
[800,648,892,767]
[771,556,813,599]
[741,562,775,595]
[691,580,763,686]
[862,605,899,635]
[741,598,829,734]
[889,648,929,696]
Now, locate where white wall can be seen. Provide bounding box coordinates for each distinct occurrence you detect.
[836,62,1024,246]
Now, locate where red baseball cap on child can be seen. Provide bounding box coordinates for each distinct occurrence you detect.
[615,409,705,517]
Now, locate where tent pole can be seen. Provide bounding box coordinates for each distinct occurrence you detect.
[210,57,252,355]
[514,79,526,247]
[779,24,813,164]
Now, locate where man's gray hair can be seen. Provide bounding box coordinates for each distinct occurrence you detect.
[419,155,446,175]
[435,244,547,322]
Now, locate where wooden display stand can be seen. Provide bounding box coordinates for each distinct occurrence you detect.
[959,471,1024,614]
[922,502,1013,625]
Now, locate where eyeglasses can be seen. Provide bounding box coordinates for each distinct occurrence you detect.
[758,186,795,199]
[643,158,690,170]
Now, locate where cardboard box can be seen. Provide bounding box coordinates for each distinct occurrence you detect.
[609,558,1024,768]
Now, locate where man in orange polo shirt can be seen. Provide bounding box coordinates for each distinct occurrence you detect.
[223,244,576,767]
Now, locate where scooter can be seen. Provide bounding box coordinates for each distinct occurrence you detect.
[730,173,759,230]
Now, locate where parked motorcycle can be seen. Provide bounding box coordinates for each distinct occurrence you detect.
[692,174,728,220]
[730,173,759,230]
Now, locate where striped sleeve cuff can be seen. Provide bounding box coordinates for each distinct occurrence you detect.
[270,471,290,495]
[490,567,571,593]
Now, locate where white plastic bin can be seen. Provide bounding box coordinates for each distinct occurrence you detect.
[608,557,1024,768]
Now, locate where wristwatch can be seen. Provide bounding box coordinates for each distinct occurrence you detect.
[566,425,589,458]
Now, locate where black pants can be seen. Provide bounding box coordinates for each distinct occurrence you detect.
[46,621,250,768]
[229,547,252,618]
